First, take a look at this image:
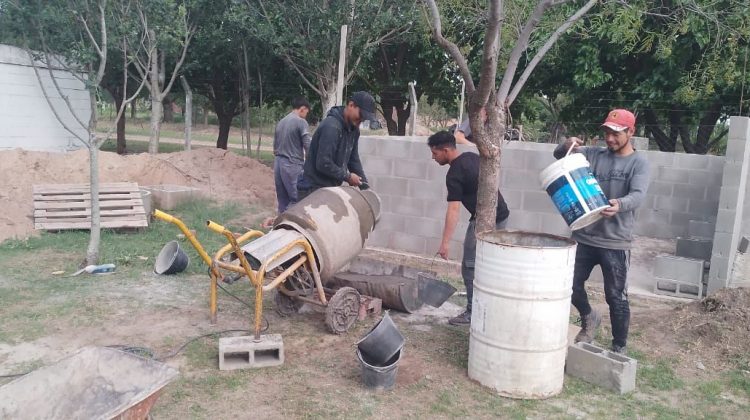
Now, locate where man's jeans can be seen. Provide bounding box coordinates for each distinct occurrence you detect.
[462,218,507,313]
[571,243,631,348]
[274,157,304,213]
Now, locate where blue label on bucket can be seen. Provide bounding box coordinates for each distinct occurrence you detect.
[569,167,608,210]
[546,176,585,226]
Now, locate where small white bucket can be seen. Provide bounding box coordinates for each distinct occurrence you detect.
[539,154,609,231]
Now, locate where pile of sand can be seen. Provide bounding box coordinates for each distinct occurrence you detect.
[634,287,750,370]
[0,148,276,242]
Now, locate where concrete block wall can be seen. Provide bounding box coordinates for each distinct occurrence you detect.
[0,44,90,152]
[360,136,725,259]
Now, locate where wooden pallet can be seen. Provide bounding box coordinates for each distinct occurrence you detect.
[33,182,148,230]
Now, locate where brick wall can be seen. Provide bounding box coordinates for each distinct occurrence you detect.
[361,135,725,258]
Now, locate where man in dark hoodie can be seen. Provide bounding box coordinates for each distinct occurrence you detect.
[297,91,377,200]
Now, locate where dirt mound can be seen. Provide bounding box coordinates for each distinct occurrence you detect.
[634,288,750,369]
[0,148,275,242]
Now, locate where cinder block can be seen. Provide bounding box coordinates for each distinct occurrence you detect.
[739,236,750,253]
[711,232,735,259]
[654,196,688,213]
[718,186,741,210]
[408,179,446,200]
[377,212,406,232]
[688,220,715,239]
[502,189,522,210]
[658,167,692,183]
[393,159,428,179]
[672,183,706,201]
[688,170,722,188]
[358,296,383,321]
[523,190,557,213]
[673,152,710,170]
[565,342,637,394]
[688,200,719,218]
[720,162,744,188]
[653,255,704,284]
[499,151,525,169]
[634,222,681,239]
[376,176,410,197]
[670,212,696,229]
[653,278,703,299]
[219,334,284,370]
[715,209,738,232]
[631,136,649,150]
[507,212,542,232]
[647,152,675,166]
[377,139,413,158]
[362,156,393,177]
[403,216,443,239]
[540,213,571,237]
[145,184,200,210]
[388,231,427,255]
[390,196,426,217]
[358,137,377,155]
[647,181,673,196]
[676,237,713,261]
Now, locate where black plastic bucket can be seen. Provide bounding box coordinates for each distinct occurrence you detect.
[356,312,404,366]
[417,272,457,307]
[154,241,190,275]
[357,347,401,390]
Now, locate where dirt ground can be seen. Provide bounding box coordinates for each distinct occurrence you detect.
[0,148,276,242]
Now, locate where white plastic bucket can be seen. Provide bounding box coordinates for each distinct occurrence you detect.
[469,231,576,399]
[539,153,609,231]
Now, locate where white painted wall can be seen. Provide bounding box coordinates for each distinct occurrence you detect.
[0,44,90,152]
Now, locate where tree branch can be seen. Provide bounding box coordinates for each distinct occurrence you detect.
[158,17,195,101]
[507,0,597,105]
[473,0,503,108]
[497,0,553,104]
[423,0,476,93]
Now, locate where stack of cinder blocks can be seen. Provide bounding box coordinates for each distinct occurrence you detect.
[653,220,714,298]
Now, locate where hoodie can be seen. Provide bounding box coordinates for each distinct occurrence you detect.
[299,106,367,190]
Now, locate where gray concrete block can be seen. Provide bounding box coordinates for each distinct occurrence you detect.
[362,156,394,177]
[715,209,738,232]
[377,212,406,232]
[718,186,741,211]
[393,159,429,179]
[654,255,704,284]
[219,334,284,370]
[673,152,710,170]
[672,183,706,201]
[388,231,427,255]
[676,237,713,261]
[647,181,673,196]
[705,185,722,202]
[390,196,426,217]
[670,212,697,229]
[565,342,637,394]
[658,167,692,183]
[654,196,688,213]
[720,162,744,188]
[653,278,703,299]
[523,190,557,213]
[688,200,719,218]
[540,213,571,237]
[365,228,391,248]
[728,116,750,142]
[376,176,410,197]
[408,179,446,200]
[410,143,432,159]
[358,137,377,155]
[688,170,723,188]
[403,216,444,239]
[427,163,449,180]
[377,139,413,158]
[711,232,735,259]
[507,212,542,232]
[631,136,649,150]
[502,189,522,210]
[523,150,556,171]
[509,169,546,190]
[500,151,526,169]
[739,236,750,253]
[647,151,675,166]
[634,222,681,239]
[688,220,716,239]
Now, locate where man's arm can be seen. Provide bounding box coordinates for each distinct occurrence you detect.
[314,123,349,182]
[617,157,651,212]
[347,137,367,183]
[438,201,461,259]
[455,119,473,145]
[300,120,312,155]
[553,137,584,159]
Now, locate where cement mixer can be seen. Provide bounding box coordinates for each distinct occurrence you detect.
[154,186,381,337]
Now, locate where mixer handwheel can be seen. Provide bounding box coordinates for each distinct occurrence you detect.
[325,287,360,334]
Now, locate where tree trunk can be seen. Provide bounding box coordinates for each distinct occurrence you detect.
[644,109,677,152]
[180,76,192,151]
[85,142,100,265]
[149,96,163,154]
[216,113,233,150]
[396,104,410,136]
[321,85,337,117]
[474,105,503,234]
[116,95,126,154]
[693,102,723,155]
[130,100,136,119]
[203,106,209,125]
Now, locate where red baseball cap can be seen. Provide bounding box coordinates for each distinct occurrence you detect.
[601,109,636,132]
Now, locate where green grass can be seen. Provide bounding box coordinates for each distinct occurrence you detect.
[640,358,685,391]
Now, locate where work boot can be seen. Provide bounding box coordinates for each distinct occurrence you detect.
[448,310,472,326]
[611,344,626,355]
[574,310,601,344]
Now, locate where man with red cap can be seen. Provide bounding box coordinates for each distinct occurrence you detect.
[553,109,651,354]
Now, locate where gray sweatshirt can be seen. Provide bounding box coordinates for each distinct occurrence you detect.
[553,144,651,250]
[273,111,312,165]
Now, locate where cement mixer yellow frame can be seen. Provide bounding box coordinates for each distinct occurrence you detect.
[153,209,332,339]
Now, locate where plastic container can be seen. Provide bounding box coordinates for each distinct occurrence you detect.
[357,347,401,391]
[539,153,609,230]
[356,312,404,366]
[468,230,576,399]
[154,240,190,274]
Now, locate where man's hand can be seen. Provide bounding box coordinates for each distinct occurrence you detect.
[564,136,583,153]
[438,242,449,260]
[601,199,620,218]
[347,172,362,186]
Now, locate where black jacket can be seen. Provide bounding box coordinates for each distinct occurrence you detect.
[299,106,367,190]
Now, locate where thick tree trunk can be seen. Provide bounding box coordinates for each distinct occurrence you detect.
[216,113,233,150]
[149,96,163,154]
[86,142,100,265]
[473,102,503,234]
[130,100,137,119]
[321,85,337,117]
[113,93,126,154]
[644,109,677,152]
[163,97,174,123]
[396,104,410,136]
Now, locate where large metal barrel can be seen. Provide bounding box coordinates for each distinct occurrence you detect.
[468,231,575,399]
[275,186,381,281]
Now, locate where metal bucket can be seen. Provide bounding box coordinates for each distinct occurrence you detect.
[357,348,401,391]
[154,241,190,274]
[468,230,576,399]
[274,186,381,281]
[356,312,405,366]
[417,273,456,307]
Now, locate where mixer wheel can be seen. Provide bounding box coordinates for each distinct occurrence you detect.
[325,287,360,334]
[274,290,303,316]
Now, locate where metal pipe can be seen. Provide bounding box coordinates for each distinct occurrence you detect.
[261,255,307,292]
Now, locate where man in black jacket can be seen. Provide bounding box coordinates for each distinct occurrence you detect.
[297,91,377,200]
